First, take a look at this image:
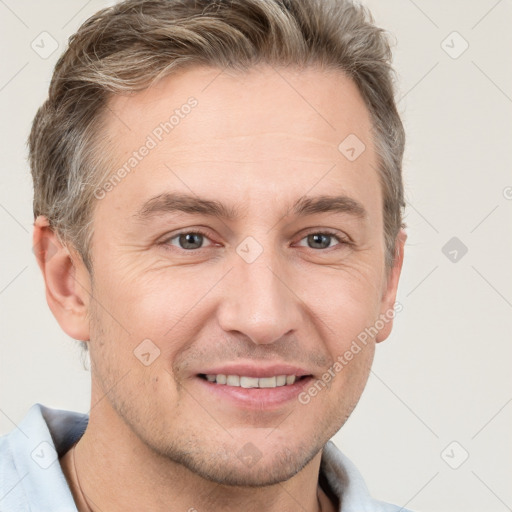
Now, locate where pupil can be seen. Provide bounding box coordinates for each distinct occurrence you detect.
[309,234,329,249]
[181,233,202,249]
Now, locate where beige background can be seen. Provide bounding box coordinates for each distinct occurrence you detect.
[1,1,511,510]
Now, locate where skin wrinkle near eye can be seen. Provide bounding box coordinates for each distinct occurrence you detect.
[128,191,370,261]
[147,215,362,251]
[161,228,351,253]
[130,207,369,272]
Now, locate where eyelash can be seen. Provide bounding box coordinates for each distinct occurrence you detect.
[161,228,351,252]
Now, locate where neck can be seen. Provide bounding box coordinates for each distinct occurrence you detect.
[60,402,334,512]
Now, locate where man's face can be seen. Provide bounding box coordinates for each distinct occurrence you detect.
[84,65,400,486]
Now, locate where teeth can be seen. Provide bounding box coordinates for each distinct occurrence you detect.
[286,375,296,385]
[226,375,240,386]
[204,374,300,388]
[258,376,276,388]
[240,376,259,388]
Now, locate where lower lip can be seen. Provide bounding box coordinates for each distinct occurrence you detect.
[195,376,313,409]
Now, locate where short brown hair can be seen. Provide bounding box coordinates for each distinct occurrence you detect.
[29,0,405,271]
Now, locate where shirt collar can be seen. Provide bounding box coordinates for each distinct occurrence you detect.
[8,403,87,511]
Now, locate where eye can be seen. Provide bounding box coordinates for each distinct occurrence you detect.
[160,229,350,253]
[164,230,215,250]
[296,231,349,250]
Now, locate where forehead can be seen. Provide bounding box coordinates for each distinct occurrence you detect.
[97,65,380,223]
[106,64,372,154]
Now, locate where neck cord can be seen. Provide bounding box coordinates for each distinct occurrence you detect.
[71,445,93,512]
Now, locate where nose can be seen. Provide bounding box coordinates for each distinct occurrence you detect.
[216,245,303,345]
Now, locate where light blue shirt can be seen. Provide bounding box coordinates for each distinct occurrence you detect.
[0,404,413,511]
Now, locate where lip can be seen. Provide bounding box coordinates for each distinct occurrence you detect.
[196,363,312,379]
[196,375,313,410]
[193,363,314,410]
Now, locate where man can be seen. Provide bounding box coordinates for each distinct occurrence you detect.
[0,0,410,510]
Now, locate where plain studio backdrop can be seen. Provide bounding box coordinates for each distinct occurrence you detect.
[1,1,511,511]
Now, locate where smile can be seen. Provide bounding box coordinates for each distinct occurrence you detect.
[199,374,301,388]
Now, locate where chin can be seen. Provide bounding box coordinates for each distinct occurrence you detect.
[158,440,321,488]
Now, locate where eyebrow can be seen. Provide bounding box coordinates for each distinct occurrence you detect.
[135,192,367,222]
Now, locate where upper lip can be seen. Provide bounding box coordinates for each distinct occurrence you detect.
[197,363,312,379]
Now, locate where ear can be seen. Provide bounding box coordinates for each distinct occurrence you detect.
[33,216,91,342]
[375,228,407,343]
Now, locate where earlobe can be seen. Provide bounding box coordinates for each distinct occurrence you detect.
[375,228,407,343]
[33,215,91,342]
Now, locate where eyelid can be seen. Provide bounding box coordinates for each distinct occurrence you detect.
[159,227,352,251]
[160,228,217,249]
[294,228,351,248]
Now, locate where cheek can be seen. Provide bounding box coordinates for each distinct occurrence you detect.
[298,266,382,403]
[93,259,192,331]
[92,238,385,354]
[87,292,183,416]
[89,265,216,392]
[302,265,383,336]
